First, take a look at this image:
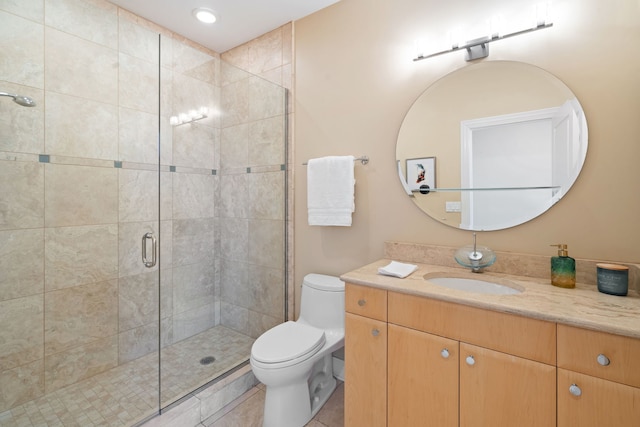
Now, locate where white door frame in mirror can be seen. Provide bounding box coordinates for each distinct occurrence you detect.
[459,100,586,230]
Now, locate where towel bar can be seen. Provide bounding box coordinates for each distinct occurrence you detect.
[302,155,369,166]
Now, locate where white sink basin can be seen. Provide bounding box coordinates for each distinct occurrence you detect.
[425,276,523,295]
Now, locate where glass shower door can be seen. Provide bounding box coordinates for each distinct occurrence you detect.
[157,34,221,407]
[158,54,289,408]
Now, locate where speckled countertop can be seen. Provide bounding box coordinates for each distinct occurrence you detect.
[341,258,640,339]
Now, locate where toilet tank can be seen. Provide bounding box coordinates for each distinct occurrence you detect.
[299,274,345,330]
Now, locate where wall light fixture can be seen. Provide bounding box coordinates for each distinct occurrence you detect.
[414,3,553,62]
[170,107,208,126]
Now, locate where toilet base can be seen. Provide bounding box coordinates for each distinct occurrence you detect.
[262,354,337,427]
[310,376,337,417]
[263,381,313,427]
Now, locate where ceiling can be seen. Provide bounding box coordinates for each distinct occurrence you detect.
[108,0,340,53]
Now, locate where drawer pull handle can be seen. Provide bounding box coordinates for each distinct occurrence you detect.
[441,348,450,359]
[371,329,380,337]
[569,384,582,397]
[358,299,366,306]
[597,354,610,366]
[465,355,475,366]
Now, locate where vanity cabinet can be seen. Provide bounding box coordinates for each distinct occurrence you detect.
[557,324,640,426]
[345,281,640,426]
[345,283,556,426]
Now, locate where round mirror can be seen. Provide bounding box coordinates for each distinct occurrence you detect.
[396,61,588,231]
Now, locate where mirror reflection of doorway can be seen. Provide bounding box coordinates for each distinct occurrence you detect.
[460,100,585,230]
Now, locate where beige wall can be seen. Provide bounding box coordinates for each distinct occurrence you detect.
[293,0,640,308]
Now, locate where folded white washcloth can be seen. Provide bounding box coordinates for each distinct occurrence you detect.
[378,261,418,278]
[307,155,355,226]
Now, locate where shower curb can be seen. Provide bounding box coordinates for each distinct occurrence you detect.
[140,364,258,427]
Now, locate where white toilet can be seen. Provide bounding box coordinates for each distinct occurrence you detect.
[250,273,345,427]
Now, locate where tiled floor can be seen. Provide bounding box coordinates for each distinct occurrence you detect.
[203,382,344,427]
[0,326,254,427]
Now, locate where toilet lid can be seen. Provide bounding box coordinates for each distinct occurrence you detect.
[252,321,326,364]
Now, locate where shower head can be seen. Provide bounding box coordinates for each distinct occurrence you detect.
[0,91,36,107]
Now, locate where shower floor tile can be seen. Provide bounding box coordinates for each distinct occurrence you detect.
[0,326,254,427]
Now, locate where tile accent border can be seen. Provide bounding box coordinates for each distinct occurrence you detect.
[1,150,275,177]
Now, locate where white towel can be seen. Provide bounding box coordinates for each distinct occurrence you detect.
[378,261,418,278]
[307,155,355,226]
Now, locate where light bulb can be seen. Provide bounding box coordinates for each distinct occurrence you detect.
[489,15,504,39]
[535,2,552,27]
[414,38,426,58]
[448,27,464,49]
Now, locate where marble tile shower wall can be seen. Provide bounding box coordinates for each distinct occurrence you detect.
[217,62,286,339]
[0,0,289,414]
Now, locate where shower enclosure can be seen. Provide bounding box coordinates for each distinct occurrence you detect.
[0,2,286,426]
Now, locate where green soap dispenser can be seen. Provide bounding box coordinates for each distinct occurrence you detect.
[550,244,576,288]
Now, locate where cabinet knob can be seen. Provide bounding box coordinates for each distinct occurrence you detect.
[569,384,582,397]
[597,354,610,366]
[465,355,475,366]
[358,299,366,306]
[371,328,380,337]
[441,348,450,359]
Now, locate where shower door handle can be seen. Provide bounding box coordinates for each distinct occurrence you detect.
[142,232,157,268]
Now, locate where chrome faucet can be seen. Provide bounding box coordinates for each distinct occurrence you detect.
[454,233,496,273]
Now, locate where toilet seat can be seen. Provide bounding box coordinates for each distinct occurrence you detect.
[252,321,326,365]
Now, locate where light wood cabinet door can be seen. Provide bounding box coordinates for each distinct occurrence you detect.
[558,369,640,427]
[460,343,556,427]
[345,312,387,427]
[388,324,459,427]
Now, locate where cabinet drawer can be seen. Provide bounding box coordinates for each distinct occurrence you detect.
[389,292,556,365]
[557,324,640,388]
[558,369,640,427]
[345,283,387,321]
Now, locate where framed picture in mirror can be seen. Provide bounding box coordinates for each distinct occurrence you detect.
[406,157,435,192]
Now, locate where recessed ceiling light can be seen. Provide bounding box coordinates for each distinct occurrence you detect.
[193,7,217,24]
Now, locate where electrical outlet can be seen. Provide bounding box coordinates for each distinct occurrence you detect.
[446,201,461,212]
